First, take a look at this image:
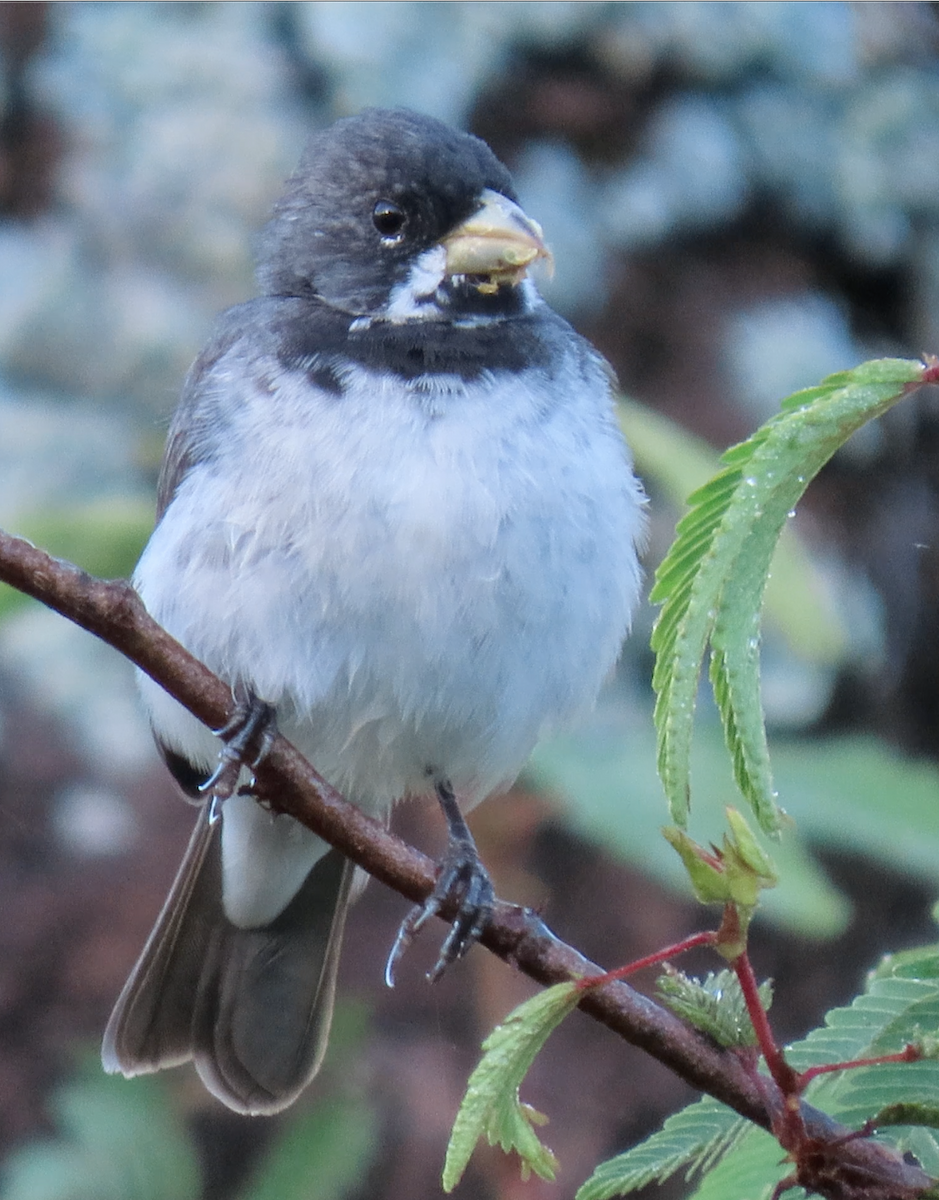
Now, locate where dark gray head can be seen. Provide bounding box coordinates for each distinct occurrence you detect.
[256,109,525,315]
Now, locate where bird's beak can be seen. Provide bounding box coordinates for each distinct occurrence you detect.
[441,189,553,293]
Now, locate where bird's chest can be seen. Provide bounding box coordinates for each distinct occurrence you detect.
[137,358,639,799]
[145,361,629,730]
[229,367,558,615]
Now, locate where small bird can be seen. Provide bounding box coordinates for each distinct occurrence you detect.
[102,108,646,1115]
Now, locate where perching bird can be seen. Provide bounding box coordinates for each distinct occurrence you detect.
[102,108,646,1115]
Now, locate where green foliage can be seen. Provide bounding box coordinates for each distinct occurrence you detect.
[784,947,939,1078]
[534,720,939,940]
[657,969,773,1049]
[784,947,939,1178]
[686,1126,789,1200]
[583,943,939,1199]
[662,808,777,939]
[575,1098,751,1200]
[620,399,846,666]
[442,982,581,1191]
[649,358,924,835]
[530,721,849,939]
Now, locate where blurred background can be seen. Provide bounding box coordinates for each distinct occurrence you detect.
[2,3,939,1198]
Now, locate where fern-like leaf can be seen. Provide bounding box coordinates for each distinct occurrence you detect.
[657,968,773,1049]
[575,1097,749,1199]
[689,944,939,1198]
[442,982,581,1191]
[686,1126,789,1200]
[650,358,927,832]
[582,945,939,1200]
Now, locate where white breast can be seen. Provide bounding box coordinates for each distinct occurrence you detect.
[135,350,645,818]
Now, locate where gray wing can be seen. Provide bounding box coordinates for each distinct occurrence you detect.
[154,300,321,521]
[156,333,237,521]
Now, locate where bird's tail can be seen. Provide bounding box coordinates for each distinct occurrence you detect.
[102,806,354,1115]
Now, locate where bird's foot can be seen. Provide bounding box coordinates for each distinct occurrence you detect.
[385,781,495,986]
[200,691,278,807]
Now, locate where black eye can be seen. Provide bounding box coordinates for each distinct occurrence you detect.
[372,200,406,241]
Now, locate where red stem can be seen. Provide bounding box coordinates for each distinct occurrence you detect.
[732,950,800,1097]
[577,930,718,992]
[798,1044,922,1087]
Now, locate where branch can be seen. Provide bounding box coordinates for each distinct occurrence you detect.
[0,528,931,1198]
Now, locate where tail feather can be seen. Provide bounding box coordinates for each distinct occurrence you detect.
[103,807,354,1115]
[102,807,219,1073]
[192,847,353,1112]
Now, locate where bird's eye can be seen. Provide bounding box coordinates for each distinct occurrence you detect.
[372,200,406,241]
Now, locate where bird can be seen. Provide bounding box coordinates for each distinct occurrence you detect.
[102,107,647,1116]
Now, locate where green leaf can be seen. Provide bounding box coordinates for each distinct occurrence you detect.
[686,1125,790,1200]
[785,963,939,1080]
[529,720,851,940]
[662,825,734,905]
[0,1052,200,1200]
[585,943,939,1200]
[887,1125,939,1180]
[650,357,925,833]
[690,943,939,1197]
[443,982,581,1191]
[661,810,776,928]
[620,398,846,665]
[657,969,773,1049]
[574,1097,750,1199]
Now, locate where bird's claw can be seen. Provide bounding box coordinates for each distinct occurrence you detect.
[199,693,277,803]
[385,838,494,987]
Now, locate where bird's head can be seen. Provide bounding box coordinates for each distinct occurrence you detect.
[256,108,552,321]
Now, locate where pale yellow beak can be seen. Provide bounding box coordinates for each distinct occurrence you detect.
[441,189,553,292]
